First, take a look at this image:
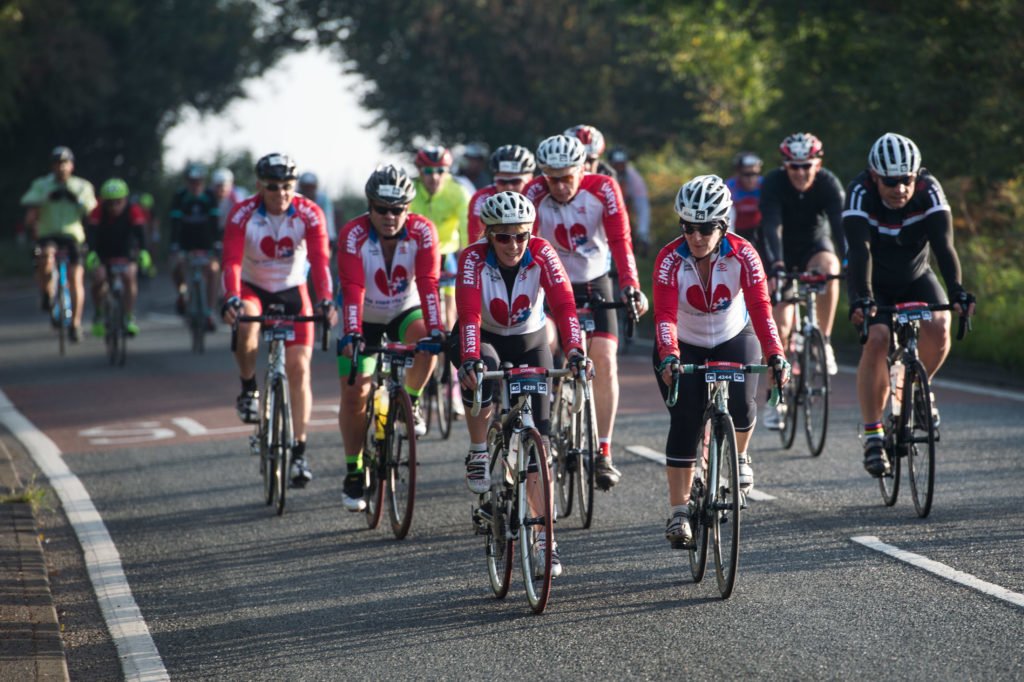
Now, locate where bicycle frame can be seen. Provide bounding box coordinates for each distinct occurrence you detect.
[52,250,73,355]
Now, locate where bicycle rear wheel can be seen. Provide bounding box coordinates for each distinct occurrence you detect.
[779,341,800,449]
[518,428,553,614]
[271,379,292,515]
[363,388,384,529]
[575,395,597,529]
[552,381,574,518]
[485,423,513,599]
[803,328,830,456]
[688,417,710,583]
[386,389,417,539]
[906,361,936,518]
[879,412,902,507]
[711,414,741,599]
[436,354,455,440]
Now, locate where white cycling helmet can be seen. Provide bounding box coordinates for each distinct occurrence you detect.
[479,190,536,226]
[211,167,234,186]
[536,135,587,170]
[674,174,733,223]
[563,124,606,160]
[868,132,921,177]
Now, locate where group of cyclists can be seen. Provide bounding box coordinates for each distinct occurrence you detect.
[21,126,975,567]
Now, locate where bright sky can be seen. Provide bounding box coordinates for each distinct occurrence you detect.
[163,47,405,197]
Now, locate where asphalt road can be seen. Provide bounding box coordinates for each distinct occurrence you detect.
[2,279,1022,680]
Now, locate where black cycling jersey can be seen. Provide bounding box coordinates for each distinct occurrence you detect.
[169,188,220,250]
[842,169,963,301]
[759,166,845,268]
[86,204,146,260]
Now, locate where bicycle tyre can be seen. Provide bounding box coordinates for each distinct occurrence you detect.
[423,376,435,436]
[906,361,936,518]
[272,379,292,515]
[106,291,125,367]
[189,276,206,355]
[260,386,274,506]
[386,388,418,539]
[552,381,574,518]
[575,393,597,529]
[436,355,455,440]
[55,267,69,357]
[688,417,710,583]
[518,428,553,614]
[363,387,385,529]
[803,328,830,456]
[779,339,800,449]
[711,414,741,599]
[879,410,902,507]
[485,422,513,599]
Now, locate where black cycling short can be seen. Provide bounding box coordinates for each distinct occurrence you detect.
[784,236,836,273]
[572,273,618,342]
[869,269,948,328]
[35,235,82,265]
[178,225,218,252]
[652,326,760,468]
[448,325,553,436]
[363,306,422,347]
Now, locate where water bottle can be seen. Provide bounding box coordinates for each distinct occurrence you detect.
[889,360,904,416]
[374,385,389,441]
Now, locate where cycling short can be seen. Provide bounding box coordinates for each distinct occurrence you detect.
[337,306,424,377]
[240,281,312,348]
[35,235,82,265]
[869,269,948,328]
[652,325,760,467]
[783,236,836,273]
[550,273,618,344]
[448,325,553,436]
[177,225,219,252]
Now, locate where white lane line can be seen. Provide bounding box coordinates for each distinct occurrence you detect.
[0,389,170,681]
[626,444,777,501]
[851,535,1024,609]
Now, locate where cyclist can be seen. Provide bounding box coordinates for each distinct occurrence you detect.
[297,171,337,244]
[454,190,587,578]
[609,147,652,257]
[21,146,97,341]
[456,142,492,191]
[210,167,248,232]
[169,162,221,329]
[85,178,151,337]
[221,153,337,488]
[725,151,764,249]
[652,175,788,547]
[844,132,975,477]
[760,133,845,430]
[524,134,649,490]
[467,144,537,243]
[564,124,616,179]
[336,165,444,511]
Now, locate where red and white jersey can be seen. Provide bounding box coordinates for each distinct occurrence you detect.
[337,213,442,334]
[456,237,583,361]
[653,232,783,361]
[524,173,639,289]
[222,195,331,299]
[467,184,498,244]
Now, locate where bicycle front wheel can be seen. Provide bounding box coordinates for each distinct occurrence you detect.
[780,344,800,449]
[518,428,554,614]
[190,276,205,354]
[363,388,384,529]
[906,361,936,518]
[106,293,126,367]
[552,381,574,519]
[485,422,513,599]
[711,414,741,599]
[879,413,902,507]
[386,389,417,539]
[688,417,711,583]
[436,354,455,440]
[575,394,597,529]
[260,387,274,506]
[271,379,292,515]
[803,328,830,456]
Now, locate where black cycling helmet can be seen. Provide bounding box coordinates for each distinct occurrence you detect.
[489,145,536,175]
[51,146,74,163]
[255,153,298,181]
[365,164,416,206]
[732,151,763,170]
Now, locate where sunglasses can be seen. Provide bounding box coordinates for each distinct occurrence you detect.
[879,174,915,187]
[495,177,525,186]
[740,171,759,177]
[680,220,722,236]
[786,162,813,171]
[371,205,406,216]
[264,182,294,192]
[420,167,447,175]
[492,232,531,244]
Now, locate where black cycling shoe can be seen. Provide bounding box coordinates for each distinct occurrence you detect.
[863,440,890,478]
[68,325,80,343]
[594,456,621,491]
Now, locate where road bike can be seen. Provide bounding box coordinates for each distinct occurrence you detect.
[185,250,213,354]
[666,361,781,599]
[865,302,971,518]
[346,338,439,539]
[102,257,132,367]
[47,246,74,356]
[774,271,843,456]
[551,291,638,528]
[471,362,571,614]
[233,305,327,515]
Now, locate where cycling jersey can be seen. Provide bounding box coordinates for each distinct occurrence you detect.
[456,237,583,361]
[760,167,845,267]
[169,188,220,250]
[410,177,471,256]
[467,184,498,244]
[653,232,783,361]
[86,203,146,260]
[843,169,962,301]
[725,175,763,237]
[20,174,96,242]
[336,213,443,334]
[221,194,332,301]
[523,173,640,290]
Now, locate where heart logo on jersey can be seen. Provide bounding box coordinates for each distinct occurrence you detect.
[373,266,410,296]
[489,295,532,326]
[554,223,588,251]
[685,283,733,313]
[259,236,295,259]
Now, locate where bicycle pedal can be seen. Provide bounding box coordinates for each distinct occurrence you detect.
[248,435,260,456]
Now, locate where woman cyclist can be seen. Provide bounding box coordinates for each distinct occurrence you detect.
[453,191,587,578]
[652,175,789,547]
[336,165,444,511]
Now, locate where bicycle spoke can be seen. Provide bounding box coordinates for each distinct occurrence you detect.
[519,429,553,614]
[387,390,417,539]
[906,362,936,518]
[803,329,830,456]
[711,416,740,599]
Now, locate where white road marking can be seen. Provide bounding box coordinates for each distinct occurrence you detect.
[170,417,248,437]
[851,535,1024,609]
[79,422,177,445]
[625,444,777,501]
[0,389,169,681]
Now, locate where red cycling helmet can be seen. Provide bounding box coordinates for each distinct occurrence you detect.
[564,124,606,160]
[415,145,453,169]
[779,133,824,162]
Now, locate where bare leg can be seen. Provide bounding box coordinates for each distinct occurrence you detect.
[285,344,313,443]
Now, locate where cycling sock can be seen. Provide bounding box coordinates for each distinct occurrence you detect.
[670,504,688,518]
[469,442,487,453]
[241,376,257,393]
[405,385,422,400]
[346,451,364,474]
[863,421,884,441]
[738,450,750,463]
[599,439,611,458]
[292,441,306,458]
